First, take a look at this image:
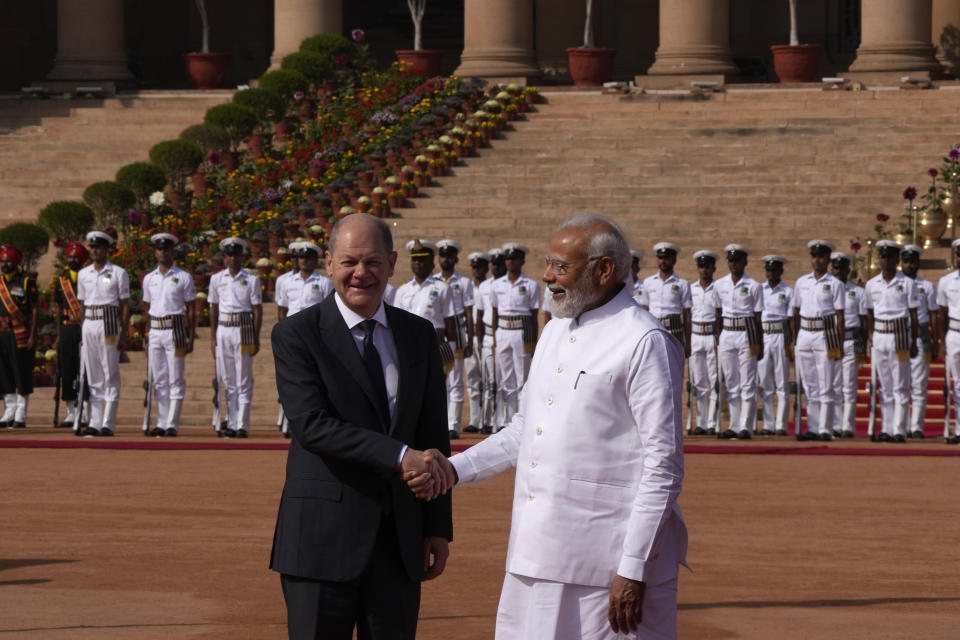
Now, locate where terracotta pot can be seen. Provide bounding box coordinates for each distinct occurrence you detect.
[183,52,232,90]
[45,361,57,376]
[191,171,207,196]
[770,44,821,83]
[308,166,322,179]
[223,151,239,173]
[567,47,617,86]
[246,134,264,158]
[395,49,443,77]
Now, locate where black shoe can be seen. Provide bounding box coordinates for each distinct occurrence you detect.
[947,436,960,444]
[759,429,773,436]
[719,429,737,439]
[165,429,177,437]
[283,432,291,439]
[893,434,907,443]
[148,427,164,437]
[832,430,842,439]
[57,421,73,428]
[237,430,248,439]
[217,429,227,438]
[83,427,100,437]
[819,432,833,441]
[776,429,787,436]
[480,425,493,434]
[12,421,25,429]
[463,425,479,433]
[0,420,9,429]
[707,428,717,435]
[910,430,925,439]
[692,427,707,435]
[99,429,114,437]
[843,430,856,438]
[737,430,752,440]
[796,432,811,441]
[878,433,892,442]
[224,428,237,438]
[448,429,460,440]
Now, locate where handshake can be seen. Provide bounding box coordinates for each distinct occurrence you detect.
[400,448,457,501]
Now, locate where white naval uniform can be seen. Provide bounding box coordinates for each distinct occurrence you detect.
[277,270,333,316]
[477,278,501,429]
[209,268,262,433]
[439,271,475,433]
[77,261,130,433]
[642,272,692,346]
[833,281,868,435]
[938,270,960,435]
[865,272,917,438]
[143,265,196,433]
[908,276,937,434]
[632,278,646,306]
[450,285,687,640]
[714,273,764,432]
[758,281,793,433]
[792,272,844,436]
[463,278,488,430]
[273,270,297,313]
[383,282,397,306]
[689,279,718,432]
[491,273,541,427]
[394,274,456,331]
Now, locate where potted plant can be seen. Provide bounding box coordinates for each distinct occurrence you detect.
[770,0,821,83]
[567,0,616,86]
[396,1,443,77]
[82,181,136,229]
[37,201,95,242]
[116,162,167,209]
[0,223,49,275]
[148,139,204,200]
[183,0,232,89]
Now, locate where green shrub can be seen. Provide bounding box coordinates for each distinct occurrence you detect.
[37,201,95,241]
[299,33,352,58]
[180,123,230,154]
[203,103,258,150]
[148,139,204,183]
[281,51,332,86]
[82,181,136,228]
[0,222,50,270]
[257,69,310,101]
[116,162,167,203]
[232,88,286,122]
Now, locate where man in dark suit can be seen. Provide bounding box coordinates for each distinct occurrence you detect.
[270,213,453,639]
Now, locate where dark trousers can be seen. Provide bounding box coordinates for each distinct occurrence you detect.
[280,517,421,640]
[58,325,82,401]
[0,332,32,395]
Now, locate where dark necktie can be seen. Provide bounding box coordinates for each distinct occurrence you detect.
[360,319,390,425]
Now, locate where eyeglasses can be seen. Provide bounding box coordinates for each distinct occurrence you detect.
[544,255,605,275]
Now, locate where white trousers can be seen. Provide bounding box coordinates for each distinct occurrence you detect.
[795,329,838,405]
[496,573,677,640]
[464,349,483,427]
[872,332,910,436]
[688,333,717,430]
[447,352,465,404]
[217,325,253,429]
[481,336,501,428]
[718,329,757,430]
[148,328,186,402]
[496,327,530,417]
[831,339,859,433]
[81,319,121,402]
[946,331,960,432]
[909,337,930,432]
[758,333,789,402]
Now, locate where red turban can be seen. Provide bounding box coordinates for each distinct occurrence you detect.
[0,245,22,267]
[64,241,89,261]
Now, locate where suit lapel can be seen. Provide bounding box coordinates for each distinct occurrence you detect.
[386,304,408,436]
[317,296,389,430]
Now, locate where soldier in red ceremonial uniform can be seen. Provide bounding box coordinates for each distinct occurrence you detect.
[0,245,38,428]
[52,241,89,427]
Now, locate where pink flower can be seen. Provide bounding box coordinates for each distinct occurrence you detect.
[876,213,889,222]
[903,186,917,201]
[352,28,365,42]
[209,150,220,165]
[950,149,960,160]
[850,242,862,252]
[53,237,66,248]
[929,168,939,178]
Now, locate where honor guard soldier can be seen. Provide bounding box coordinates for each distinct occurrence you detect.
[630,249,646,305]
[830,252,868,438]
[436,239,476,438]
[491,242,540,429]
[276,241,332,319]
[938,238,960,442]
[76,230,130,436]
[866,240,918,442]
[142,233,196,437]
[901,244,938,438]
[273,241,301,321]
[714,244,764,438]
[52,241,89,427]
[791,240,845,441]
[0,246,38,428]
[209,237,263,438]
[394,239,458,436]
[642,242,692,354]
[758,255,793,435]
[462,251,490,433]
[689,250,720,435]
[476,248,506,433]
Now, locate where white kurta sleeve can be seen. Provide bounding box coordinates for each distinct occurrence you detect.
[450,399,524,485]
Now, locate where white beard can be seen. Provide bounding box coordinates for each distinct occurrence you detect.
[549,269,603,319]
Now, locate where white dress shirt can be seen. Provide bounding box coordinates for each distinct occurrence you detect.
[842,281,868,328]
[452,285,687,587]
[865,272,917,319]
[690,279,717,322]
[77,261,130,305]
[278,271,334,316]
[909,276,937,325]
[713,273,763,318]
[761,281,793,321]
[394,274,455,329]
[208,268,262,312]
[642,272,692,317]
[477,279,495,325]
[937,270,960,319]
[792,272,844,318]
[491,273,541,315]
[333,292,399,419]
[439,271,475,314]
[143,265,196,316]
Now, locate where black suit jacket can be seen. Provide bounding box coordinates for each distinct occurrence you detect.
[269,294,452,583]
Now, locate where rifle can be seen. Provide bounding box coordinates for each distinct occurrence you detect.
[684,369,693,435]
[868,356,878,442]
[141,368,153,436]
[795,358,804,439]
[73,346,87,435]
[213,342,227,434]
[52,339,62,428]
[943,360,951,442]
[715,350,724,437]
[211,376,221,430]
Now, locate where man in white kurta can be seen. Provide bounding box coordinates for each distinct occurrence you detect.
[829,252,868,438]
[757,256,793,435]
[937,238,960,442]
[900,244,938,438]
[445,215,687,640]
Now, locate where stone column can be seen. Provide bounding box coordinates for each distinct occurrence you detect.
[455,0,540,83]
[640,0,738,88]
[270,0,343,69]
[45,0,133,86]
[846,0,940,80]
[932,0,960,73]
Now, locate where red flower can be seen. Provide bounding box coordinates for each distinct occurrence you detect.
[903,186,918,201]
[876,213,890,222]
[929,168,939,178]
[851,242,862,252]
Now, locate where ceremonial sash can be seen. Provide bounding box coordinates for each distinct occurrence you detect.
[59,274,82,323]
[823,314,843,361]
[0,275,29,348]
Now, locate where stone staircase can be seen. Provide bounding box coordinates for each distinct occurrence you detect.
[10,86,960,434]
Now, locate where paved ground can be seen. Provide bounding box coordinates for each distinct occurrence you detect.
[1,432,960,639]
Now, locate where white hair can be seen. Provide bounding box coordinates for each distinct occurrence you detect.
[556,213,631,283]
